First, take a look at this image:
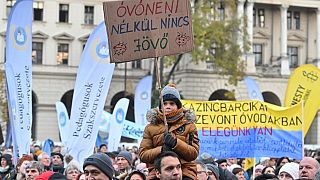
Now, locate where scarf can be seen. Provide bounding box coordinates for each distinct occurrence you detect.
[157,108,184,124]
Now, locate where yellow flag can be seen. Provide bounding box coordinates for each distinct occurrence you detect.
[244,158,254,171]
[285,64,320,137]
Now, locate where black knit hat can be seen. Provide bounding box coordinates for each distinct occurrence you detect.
[51,152,63,161]
[83,153,114,179]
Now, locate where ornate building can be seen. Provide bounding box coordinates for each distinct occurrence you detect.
[0,0,319,144]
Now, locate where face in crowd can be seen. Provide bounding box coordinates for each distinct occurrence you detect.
[299,157,320,179]
[163,101,178,115]
[279,172,294,180]
[117,156,130,170]
[196,163,208,180]
[66,168,80,180]
[84,164,110,180]
[219,162,228,170]
[234,169,245,180]
[51,154,63,166]
[156,156,182,180]
[40,153,50,167]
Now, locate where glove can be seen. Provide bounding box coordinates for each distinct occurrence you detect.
[163,132,177,149]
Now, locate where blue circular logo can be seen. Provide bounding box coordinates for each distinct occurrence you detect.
[140,92,148,100]
[115,108,124,124]
[59,112,67,127]
[14,27,27,45]
[96,41,109,58]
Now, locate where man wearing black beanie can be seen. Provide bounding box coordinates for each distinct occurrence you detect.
[83,153,114,180]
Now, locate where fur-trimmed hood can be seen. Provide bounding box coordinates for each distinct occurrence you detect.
[146,108,196,125]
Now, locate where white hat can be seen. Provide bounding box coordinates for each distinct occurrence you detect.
[279,162,299,179]
[228,164,242,173]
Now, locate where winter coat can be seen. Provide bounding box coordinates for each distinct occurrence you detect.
[139,108,199,179]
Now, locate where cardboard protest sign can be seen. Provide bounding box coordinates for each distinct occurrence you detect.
[284,64,320,137]
[182,100,303,160]
[103,0,194,63]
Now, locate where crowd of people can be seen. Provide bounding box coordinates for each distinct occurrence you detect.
[0,144,319,180]
[0,83,319,180]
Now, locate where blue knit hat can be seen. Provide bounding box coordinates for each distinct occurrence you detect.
[161,84,182,109]
[117,151,132,165]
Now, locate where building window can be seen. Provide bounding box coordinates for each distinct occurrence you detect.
[33,2,44,21]
[294,12,300,30]
[253,44,263,65]
[253,8,256,27]
[217,1,224,21]
[206,61,214,69]
[84,6,94,25]
[132,60,141,69]
[287,11,292,30]
[288,46,298,68]
[287,11,300,30]
[6,0,16,18]
[258,9,265,28]
[59,4,69,23]
[32,42,43,64]
[57,43,69,65]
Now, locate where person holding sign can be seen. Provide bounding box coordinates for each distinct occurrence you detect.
[139,84,199,180]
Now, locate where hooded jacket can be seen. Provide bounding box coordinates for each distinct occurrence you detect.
[139,108,199,179]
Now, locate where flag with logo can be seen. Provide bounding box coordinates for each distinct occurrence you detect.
[285,64,320,137]
[108,98,130,151]
[134,75,152,126]
[244,76,264,101]
[5,0,33,158]
[55,101,70,146]
[67,22,115,165]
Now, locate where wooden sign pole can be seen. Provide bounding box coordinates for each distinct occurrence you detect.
[154,57,168,131]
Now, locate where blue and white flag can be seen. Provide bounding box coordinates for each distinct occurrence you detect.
[55,101,70,146]
[67,22,115,165]
[98,111,144,141]
[108,98,129,152]
[134,76,152,126]
[5,0,33,158]
[244,76,264,101]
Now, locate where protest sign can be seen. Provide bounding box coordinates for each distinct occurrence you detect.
[182,100,303,160]
[284,64,320,137]
[103,0,194,63]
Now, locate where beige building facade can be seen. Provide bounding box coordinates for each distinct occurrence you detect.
[0,0,319,144]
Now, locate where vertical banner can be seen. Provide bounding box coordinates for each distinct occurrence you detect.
[134,76,152,126]
[55,101,70,146]
[67,22,115,165]
[244,76,264,101]
[5,0,33,158]
[244,76,263,168]
[284,64,320,137]
[108,98,130,152]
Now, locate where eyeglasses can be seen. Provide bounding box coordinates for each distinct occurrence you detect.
[84,169,102,176]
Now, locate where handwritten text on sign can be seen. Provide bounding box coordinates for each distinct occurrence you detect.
[182,100,303,160]
[103,0,194,63]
